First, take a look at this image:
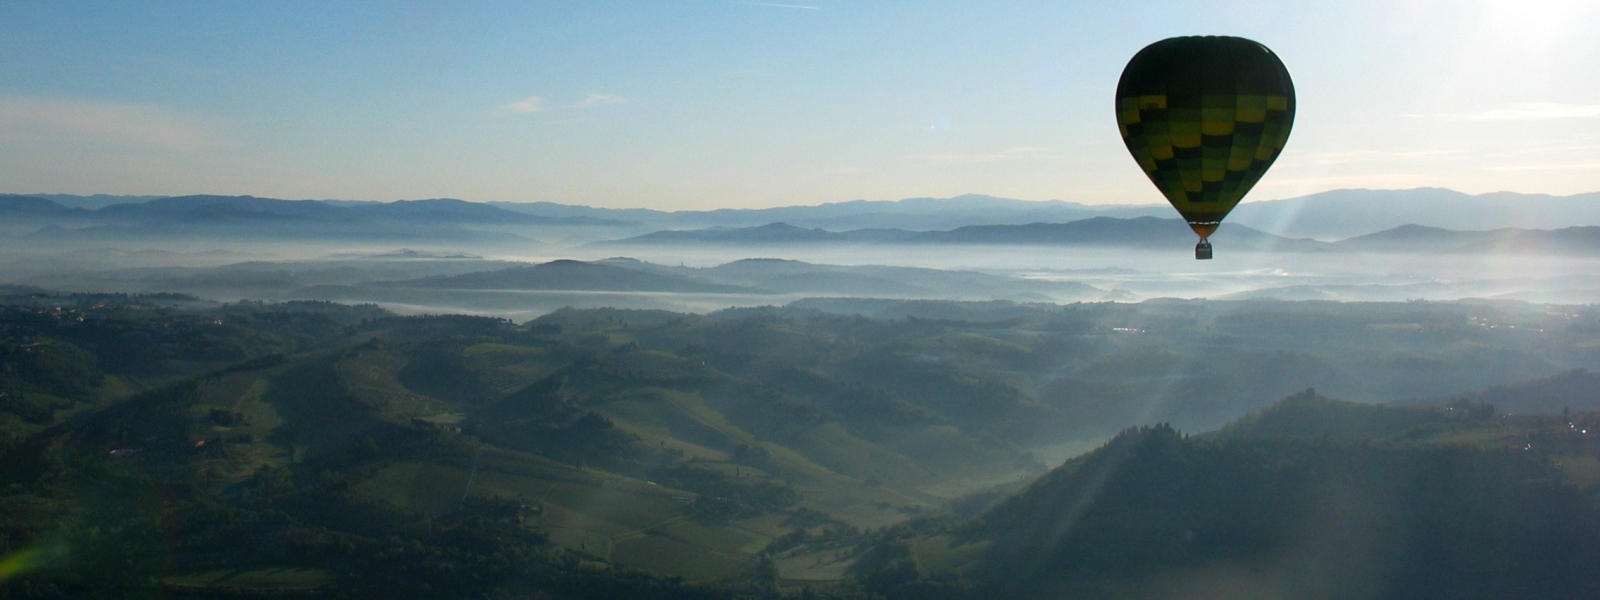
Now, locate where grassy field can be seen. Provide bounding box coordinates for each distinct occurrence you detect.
[353,460,474,515]
[611,533,750,580]
[774,546,862,582]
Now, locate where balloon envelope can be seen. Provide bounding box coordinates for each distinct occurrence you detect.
[1115,36,1295,239]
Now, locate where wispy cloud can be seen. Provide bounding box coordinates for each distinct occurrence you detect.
[910,146,1054,165]
[0,96,222,151]
[1288,147,1470,166]
[1489,159,1600,172]
[1258,172,1463,189]
[575,93,628,108]
[1407,103,1600,121]
[501,93,629,114]
[741,2,819,9]
[504,96,548,113]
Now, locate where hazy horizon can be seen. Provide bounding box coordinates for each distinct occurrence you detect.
[10,184,1599,210]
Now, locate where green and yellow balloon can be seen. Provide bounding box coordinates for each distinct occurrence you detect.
[1115,36,1295,259]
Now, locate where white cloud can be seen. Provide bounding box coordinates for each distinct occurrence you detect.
[0,96,222,152]
[502,93,628,114]
[1407,102,1600,121]
[575,93,628,108]
[503,96,548,113]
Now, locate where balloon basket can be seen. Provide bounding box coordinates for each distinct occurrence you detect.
[1195,238,1213,260]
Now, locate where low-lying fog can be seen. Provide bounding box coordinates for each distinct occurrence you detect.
[550,242,1595,303]
[6,231,1596,321]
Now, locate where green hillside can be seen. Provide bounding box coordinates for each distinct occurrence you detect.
[843,390,1600,600]
[0,296,1052,598]
[7,294,1600,598]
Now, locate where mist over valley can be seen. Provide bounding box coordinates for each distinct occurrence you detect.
[8,193,1600,598]
[8,189,1600,316]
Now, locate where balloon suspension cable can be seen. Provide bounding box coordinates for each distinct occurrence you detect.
[1195,237,1213,260]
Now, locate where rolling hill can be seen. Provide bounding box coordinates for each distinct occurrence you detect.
[602,222,915,245]
[1336,223,1600,254]
[7,294,1600,597]
[909,217,1323,250]
[1406,368,1600,415]
[370,259,761,293]
[599,217,1326,252]
[917,422,1600,600]
[844,385,1600,599]
[0,194,85,216]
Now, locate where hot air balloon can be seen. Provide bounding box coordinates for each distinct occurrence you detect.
[1115,36,1295,259]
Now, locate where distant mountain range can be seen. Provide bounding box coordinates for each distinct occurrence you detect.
[0,194,88,216]
[9,188,1600,250]
[1338,223,1600,254]
[595,218,1600,255]
[87,195,619,226]
[1227,188,1600,239]
[0,194,616,244]
[492,194,1174,231]
[492,188,1600,239]
[17,193,166,209]
[911,217,1323,251]
[598,218,1323,251]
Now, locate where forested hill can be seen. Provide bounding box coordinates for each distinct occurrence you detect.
[846,397,1600,600]
[1208,388,1443,440]
[5,294,1600,598]
[933,424,1600,600]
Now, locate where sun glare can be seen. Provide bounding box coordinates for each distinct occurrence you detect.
[1477,0,1592,47]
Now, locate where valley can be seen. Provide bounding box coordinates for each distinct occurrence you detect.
[3,291,1600,597]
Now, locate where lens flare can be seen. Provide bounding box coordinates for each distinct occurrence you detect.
[0,539,69,581]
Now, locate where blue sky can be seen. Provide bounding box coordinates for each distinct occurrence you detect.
[2,0,1598,209]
